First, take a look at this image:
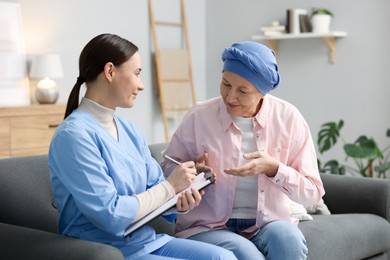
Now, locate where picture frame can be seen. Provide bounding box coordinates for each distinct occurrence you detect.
[0,2,29,107]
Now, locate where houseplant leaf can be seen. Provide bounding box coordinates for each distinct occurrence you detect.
[311,8,334,17]
[375,161,390,174]
[317,120,343,154]
[319,159,346,175]
[343,136,383,160]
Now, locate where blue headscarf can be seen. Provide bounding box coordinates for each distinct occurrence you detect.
[222,41,280,95]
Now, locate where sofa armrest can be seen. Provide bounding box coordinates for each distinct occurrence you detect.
[321,174,390,222]
[0,222,124,260]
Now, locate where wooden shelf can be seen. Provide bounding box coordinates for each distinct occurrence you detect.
[251,31,347,64]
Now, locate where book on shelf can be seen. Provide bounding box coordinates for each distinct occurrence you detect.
[287,8,308,34]
[299,14,312,33]
[261,24,286,36]
[263,30,284,36]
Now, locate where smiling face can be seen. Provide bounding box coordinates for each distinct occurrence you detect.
[110,51,144,109]
[220,71,264,117]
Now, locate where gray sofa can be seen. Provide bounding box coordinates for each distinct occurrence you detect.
[0,143,389,260]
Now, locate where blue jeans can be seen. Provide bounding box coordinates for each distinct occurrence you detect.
[189,219,307,260]
[137,237,237,259]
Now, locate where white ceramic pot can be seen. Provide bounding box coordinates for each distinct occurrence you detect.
[311,14,331,34]
[36,85,59,104]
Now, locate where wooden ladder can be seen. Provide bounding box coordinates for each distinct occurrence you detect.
[148,0,196,141]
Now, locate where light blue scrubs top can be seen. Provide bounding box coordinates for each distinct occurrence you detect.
[49,109,174,259]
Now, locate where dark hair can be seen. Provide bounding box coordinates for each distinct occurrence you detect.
[64,33,138,119]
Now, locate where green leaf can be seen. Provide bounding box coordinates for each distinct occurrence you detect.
[318,159,345,175]
[337,120,344,129]
[375,161,390,173]
[311,8,334,17]
[343,137,383,160]
[317,120,343,154]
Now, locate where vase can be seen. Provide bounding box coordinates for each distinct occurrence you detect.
[311,14,331,34]
[35,85,59,104]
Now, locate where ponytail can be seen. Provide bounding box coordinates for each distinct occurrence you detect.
[64,77,85,119]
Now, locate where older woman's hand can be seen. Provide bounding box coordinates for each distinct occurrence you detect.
[195,152,218,185]
[195,151,215,174]
[224,151,279,177]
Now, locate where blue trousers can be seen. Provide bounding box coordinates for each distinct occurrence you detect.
[189,219,308,260]
[136,236,237,259]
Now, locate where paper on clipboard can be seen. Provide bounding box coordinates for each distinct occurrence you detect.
[124,171,215,237]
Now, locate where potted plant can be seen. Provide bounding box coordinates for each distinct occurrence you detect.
[311,8,334,34]
[317,120,390,178]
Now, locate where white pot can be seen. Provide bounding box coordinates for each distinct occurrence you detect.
[311,14,331,34]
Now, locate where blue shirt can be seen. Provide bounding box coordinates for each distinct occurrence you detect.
[49,109,173,259]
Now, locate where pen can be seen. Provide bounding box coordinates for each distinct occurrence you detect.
[163,154,181,165]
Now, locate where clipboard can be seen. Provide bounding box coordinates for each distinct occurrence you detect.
[124,171,215,236]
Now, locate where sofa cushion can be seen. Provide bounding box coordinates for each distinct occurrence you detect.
[0,222,124,260]
[306,198,331,215]
[0,155,58,233]
[298,214,390,260]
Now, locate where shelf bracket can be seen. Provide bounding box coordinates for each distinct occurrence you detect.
[323,36,336,64]
[265,39,278,53]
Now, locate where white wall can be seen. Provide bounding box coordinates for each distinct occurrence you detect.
[9,0,206,144]
[3,0,390,162]
[206,0,390,162]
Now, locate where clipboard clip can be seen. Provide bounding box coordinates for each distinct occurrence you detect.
[204,171,216,184]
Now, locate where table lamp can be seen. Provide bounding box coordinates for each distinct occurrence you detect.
[30,54,63,104]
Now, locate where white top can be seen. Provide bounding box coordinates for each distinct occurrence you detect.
[78,97,118,141]
[231,116,258,219]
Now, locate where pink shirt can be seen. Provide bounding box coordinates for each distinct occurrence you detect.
[162,95,325,239]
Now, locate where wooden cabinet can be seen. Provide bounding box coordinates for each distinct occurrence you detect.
[0,104,65,158]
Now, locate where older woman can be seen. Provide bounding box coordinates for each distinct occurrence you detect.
[162,41,325,259]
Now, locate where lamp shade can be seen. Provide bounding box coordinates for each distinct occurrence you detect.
[30,54,63,78]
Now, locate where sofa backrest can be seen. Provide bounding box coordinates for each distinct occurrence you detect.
[149,142,168,165]
[0,143,169,236]
[0,155,58,233]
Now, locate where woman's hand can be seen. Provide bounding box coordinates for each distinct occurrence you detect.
[176,188,204,212]
[195,152,217,181]
[224,151,279,177]
[195,152,212,173]
[166,161,197,193]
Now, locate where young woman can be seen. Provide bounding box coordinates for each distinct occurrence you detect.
[48,33,236,260]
